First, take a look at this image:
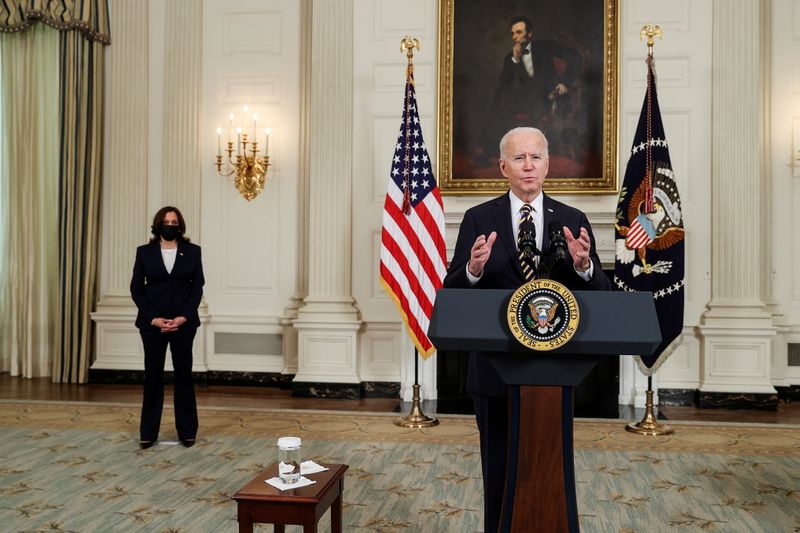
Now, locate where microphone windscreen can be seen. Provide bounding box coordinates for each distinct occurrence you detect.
[548,220,564,237]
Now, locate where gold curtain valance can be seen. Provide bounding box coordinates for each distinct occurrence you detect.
[0,0,111,44]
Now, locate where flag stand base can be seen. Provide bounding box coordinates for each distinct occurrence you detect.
[394,384,438,428]
[626,387,674,436]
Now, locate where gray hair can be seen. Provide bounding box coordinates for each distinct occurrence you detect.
[499,127,549,159]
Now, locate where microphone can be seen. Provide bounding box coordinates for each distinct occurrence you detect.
[519,219,540,260]
[547,221,567,264]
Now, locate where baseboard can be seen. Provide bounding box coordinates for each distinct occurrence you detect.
[291,381,400,399]
[89,369,291,388]
[657,388,696,407]
[659,388,780,410]
[697,391,779,410]
[89,369,400,399]
[291,382,361,399]
[774,385,800,403]
[362,382,401,398]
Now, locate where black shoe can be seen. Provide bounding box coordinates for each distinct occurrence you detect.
[139,440,155,449]
[180,438,195,448]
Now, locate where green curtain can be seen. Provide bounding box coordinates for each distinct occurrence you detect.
[53,29,105,383]
[0,0,110,383]
[0,24,60,378]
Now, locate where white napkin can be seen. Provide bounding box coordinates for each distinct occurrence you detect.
[265,476,316,491]
[300,460,329,475]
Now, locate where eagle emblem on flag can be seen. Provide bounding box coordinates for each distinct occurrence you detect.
[616,160,684,278]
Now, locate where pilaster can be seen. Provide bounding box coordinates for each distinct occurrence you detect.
[91,0,149,370]
[281,0,312,377]
[162,0,203,230]
[293,0,361,384]
[698,0,776,394]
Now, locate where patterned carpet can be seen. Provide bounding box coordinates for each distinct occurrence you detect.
[0,400,798,532]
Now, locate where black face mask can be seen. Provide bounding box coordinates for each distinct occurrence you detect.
[159,224,181,241]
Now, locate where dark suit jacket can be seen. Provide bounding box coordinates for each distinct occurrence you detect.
[493,40,581,123]
[130,240,204,329]
[443,192,611,396]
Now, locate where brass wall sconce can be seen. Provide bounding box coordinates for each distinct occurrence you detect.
[215,106,271,201]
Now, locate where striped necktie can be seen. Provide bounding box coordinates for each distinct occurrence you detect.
[518,203,536,280]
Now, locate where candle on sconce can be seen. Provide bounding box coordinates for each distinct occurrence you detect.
[252,114,258,141]
[216,127,222,155]
[228,113,234,142]
[236,127,242,155]
[264,128,271,157]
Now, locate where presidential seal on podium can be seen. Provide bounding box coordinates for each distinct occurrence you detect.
[506,279,580,351]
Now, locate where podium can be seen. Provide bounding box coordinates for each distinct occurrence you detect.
[428,289,661,533]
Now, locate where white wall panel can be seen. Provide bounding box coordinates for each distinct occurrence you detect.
[219,192,279,294]
[372,0,435,41]
[370,231,389,302]
[772,0,800,343]
[795,0,800,39]
[625,56,691,88]
[657,327,700,389]
[628,0,691,33]
[201,0,301,320]
[223,12,281,54]
[660,111,691,202]
[791,65,800,88]
[359,323,402,382]
[373,62,434,93]
[221,76,281,104]
[794,117,800,180]
[372,115,400,202]
[205,321,285,373]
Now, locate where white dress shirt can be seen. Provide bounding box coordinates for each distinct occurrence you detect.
[509,191,543,253]
[511,42,534,78]
[161,247,177,274]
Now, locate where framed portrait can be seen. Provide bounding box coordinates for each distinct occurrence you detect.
[437,0,619,194]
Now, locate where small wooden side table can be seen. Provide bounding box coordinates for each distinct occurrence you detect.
[232,463,348,533]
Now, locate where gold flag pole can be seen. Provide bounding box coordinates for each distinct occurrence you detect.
[394,347,439,429]
[394,36,438,429]
[626,24,673,437]
[626,374,674,435]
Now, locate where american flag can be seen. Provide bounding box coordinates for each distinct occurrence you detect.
[379,67,447,357]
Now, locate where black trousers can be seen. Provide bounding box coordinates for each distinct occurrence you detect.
[473,393,509,533]
[139,325,198,442]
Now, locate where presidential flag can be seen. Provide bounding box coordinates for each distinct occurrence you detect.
[614,55,685,373]
[379,65,447,357]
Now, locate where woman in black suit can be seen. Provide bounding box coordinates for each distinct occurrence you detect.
[130,206,204,449]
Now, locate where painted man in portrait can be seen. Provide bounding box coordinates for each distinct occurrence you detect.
[484,15,583,163]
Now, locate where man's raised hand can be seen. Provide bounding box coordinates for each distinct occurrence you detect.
[468,231,497,277]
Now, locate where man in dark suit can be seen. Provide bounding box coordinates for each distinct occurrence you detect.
[443,127,611,532]
[131,206,204,449]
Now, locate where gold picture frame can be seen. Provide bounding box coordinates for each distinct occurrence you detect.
[437,0,619,194]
